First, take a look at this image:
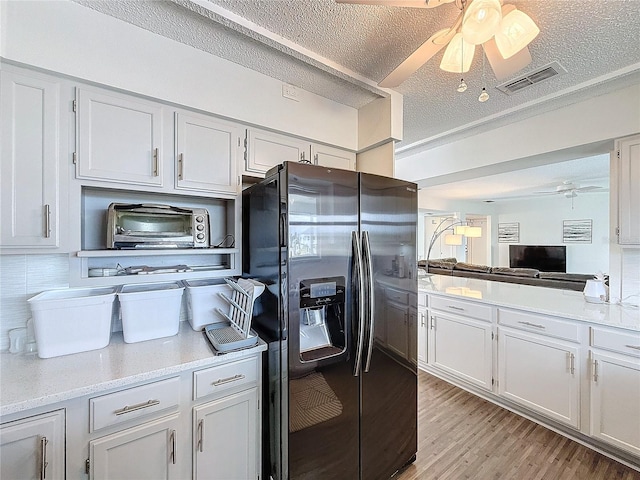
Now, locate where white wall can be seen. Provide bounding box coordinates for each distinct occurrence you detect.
[495,193,609,274]
[1,0,358,150]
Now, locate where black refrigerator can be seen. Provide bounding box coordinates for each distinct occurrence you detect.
[243,162,417,480]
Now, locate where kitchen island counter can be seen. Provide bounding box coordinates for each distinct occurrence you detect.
[419,274,640,332]
[0,322,266,417]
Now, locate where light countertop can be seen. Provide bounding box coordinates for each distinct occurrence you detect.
[419,274,640,332]
[0,322,266,417]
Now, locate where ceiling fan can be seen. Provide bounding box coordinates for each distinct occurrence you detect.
[336,0,540,88]
[535,181,604,198]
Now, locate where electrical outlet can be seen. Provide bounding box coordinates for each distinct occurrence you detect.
[282,83,299,101]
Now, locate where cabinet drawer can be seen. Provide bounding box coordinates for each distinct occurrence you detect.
[90,377,180,432]
[193,357,258,400]
[385,288,409,305]
[498,309,580,343]
[591,327,640,357]
[430,296,492,322]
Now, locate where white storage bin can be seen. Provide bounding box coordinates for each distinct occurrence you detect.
[27,287,117,358]
[183,279,232,330]
[118,282,184,343]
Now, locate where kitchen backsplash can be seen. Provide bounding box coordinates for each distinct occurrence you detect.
[621,249,640,306]
[0,254,69,352]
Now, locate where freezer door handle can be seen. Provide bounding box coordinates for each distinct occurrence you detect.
[362,231,375,373]
[352,230,366,377]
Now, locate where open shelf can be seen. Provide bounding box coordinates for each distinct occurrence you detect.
[76,248,239,258]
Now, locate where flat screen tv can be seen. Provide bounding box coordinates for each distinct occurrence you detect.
[509,245,567,273]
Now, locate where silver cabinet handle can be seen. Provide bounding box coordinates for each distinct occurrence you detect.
[40,436,48,480]
[313,153,319,165]
[518,321,546,329]
[178,153,184,180]
[43,204,51,238]
[448,305,464,311]
[169,429,176,465]
[197,419,204,453]
[625,345,640,351]
[569,353,575,375]
[212,374,245,386]
[420,312,425,328]
[430,316,435,330]
[593,359,599,382]
[114,399,160,415]
[153,147,159,176]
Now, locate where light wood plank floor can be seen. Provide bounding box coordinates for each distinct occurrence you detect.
[396,371,640,480]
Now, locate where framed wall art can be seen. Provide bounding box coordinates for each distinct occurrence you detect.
[498,222,520,243]
[563,219,592,243]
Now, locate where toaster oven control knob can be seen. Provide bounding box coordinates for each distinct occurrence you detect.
[196,224,204,231]
[196,215,204,223]
[197,233,205,241]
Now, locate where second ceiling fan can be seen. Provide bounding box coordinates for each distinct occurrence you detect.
[336,0,540,88]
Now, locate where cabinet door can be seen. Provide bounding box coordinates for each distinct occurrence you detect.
[193,388,258,480]
[0,409,65,480]
[175,112,239,194]
[385,301,409,359]
[591,351,640,456]
[77,88,163,186]
[498,328,580,428]
[417,307,428,369]
[1,70,59,248]
[245,128,310,175]
[311,144,356,171]
[90,414,180,480]
[428,311,493,391]
[617,134,640,245]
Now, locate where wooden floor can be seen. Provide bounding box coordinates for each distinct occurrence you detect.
[396,371,640,480]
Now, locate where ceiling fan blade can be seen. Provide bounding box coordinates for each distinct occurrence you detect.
[335,0,452,8]
[483,38,532,81]
[575,186,603,192]
[378,28,452,87]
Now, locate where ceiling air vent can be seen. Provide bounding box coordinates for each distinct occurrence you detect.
[497,61,567,95]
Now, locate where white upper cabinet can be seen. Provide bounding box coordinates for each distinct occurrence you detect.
[1,70,60,249]
[244,128,310,176]
[175,112,239,195]
[76,87,164,186]
[312,143,356,171]
[616,134,640,245]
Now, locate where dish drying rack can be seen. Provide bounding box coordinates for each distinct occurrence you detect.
[204,277,264,353]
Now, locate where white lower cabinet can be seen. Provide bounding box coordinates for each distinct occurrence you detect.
[0,409,65,480]
[497,328,580,428]
[89,413,181,480]
[193,388,259,480]
[590,326,640,456]
[428,310,493,391]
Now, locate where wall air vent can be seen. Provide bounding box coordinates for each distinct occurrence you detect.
[496,61,567,95]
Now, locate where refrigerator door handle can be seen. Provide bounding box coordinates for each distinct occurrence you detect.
[352,230,366,377]
[363,230,375,373]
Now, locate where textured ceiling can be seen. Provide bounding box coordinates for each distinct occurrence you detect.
[73,0,639,198]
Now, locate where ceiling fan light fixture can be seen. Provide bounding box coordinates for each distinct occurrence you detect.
[440,33,475,72]
[461,0,502,45]
[494,8,540,59]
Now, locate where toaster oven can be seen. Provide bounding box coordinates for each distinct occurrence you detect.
[107,203,210,249]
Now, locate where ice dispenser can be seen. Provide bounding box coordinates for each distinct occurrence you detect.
[298,276,346,362]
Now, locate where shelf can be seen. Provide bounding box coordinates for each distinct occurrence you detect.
[76,248,239,258]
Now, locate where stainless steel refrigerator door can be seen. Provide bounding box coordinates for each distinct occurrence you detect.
[359,173,418,480]
[284,163,361,479]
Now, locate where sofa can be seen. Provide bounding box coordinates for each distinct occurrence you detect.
[418,258,597,292]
